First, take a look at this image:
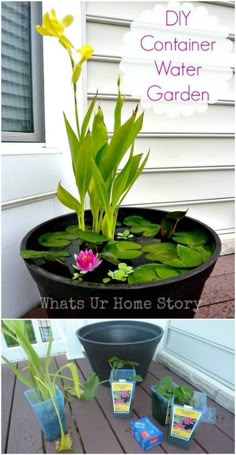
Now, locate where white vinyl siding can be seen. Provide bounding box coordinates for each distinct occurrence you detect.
[85,1,235,237]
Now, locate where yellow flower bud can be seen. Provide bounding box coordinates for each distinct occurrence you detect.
[77,44,94,63]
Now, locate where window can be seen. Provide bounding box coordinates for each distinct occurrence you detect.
[38,320,52,343]
[1,1,44,142]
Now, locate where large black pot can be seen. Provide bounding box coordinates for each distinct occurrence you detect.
[77,320,164,382]
[20,207,221,318]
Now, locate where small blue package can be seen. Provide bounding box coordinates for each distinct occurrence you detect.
[130,416,163,450]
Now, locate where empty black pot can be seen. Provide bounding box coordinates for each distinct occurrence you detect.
[77,320,164,382]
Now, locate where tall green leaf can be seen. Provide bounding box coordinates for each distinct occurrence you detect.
[90,160,109,211]
[112,154,141,207]
[57,182,81,213]
[92,106,108,158]
[98,110,139,180]
[75,132,93,201]
[54,363,81,398]
[63,113,79,173]
[114,75,124,131]
[80,93,97,140]
[119,151,149,205]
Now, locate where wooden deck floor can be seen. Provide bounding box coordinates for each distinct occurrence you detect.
[23,255,234,319]
[2,355,235,454]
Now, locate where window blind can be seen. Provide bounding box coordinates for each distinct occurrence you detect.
[1,2,33,134]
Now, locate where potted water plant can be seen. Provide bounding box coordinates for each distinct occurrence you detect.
[1,321,100,452]
[109,356,142,418]
[151,375,192,425]
[20,10,221,318]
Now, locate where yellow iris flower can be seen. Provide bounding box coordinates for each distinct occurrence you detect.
[35,9,74,50]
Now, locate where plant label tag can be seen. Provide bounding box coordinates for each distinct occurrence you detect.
[171,405,202,441]
[111,382,133,414]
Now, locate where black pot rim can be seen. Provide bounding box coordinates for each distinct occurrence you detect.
[21,209,221,290]
[77,320,164,346]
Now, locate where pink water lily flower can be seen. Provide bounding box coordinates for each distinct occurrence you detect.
[74,249,102,274]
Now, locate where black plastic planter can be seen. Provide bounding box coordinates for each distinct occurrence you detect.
[20,207,221,318]
[76,320,164,382]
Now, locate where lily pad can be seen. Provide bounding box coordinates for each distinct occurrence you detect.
[73,229,109,244]
[128,264,161,284]
[162,244,203,268]
[38,232,71,247]
[21,249,70,259]
[123,215,160,237]
[142,242,178,262]
[128,263,185,284]
[103,240,142,259]
[172,229,208,246]
[99,252,119,265]
[160,210,188,238]
[155,264,186,279]
[190,244,214,261]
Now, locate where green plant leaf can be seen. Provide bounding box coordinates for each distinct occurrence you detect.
[174,385,193,405]
[155,376,173,397]
[103,240,142,259]
[172,229,208,246]
[142,242,178,262]
[90,159,109,211]
[75,132,93,202]
[80,92,98,140]
[63,113,79,173]
[160,210,188,238]
[155,264,186,279]
[114,75,124,131]
[99,252,119,265]
[21,249,70,260]
[82,373,100,400]
[45,332,53,372]
[123,215,160,237]
[162,244,203,268]
[112,153,141,207]
[38,233,71,248]
[92,106,108,159]
[128,263,161,284]
[190,244,214,261]
[57,182,81,214]
[74,229,109,244]
[54,363,81,398]
[99,109,143,181]
[56,433,73,452]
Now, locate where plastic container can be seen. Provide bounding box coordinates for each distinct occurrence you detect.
[151,383,177,425]
[24,387,67,441]
[110,368,136,418]
[77,320,164,383]
[167,396,202,449]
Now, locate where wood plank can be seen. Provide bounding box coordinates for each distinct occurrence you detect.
[1,363,16,453]
[56,356,123,454]
[148,361,235,440]
[43,356,83,454]
[7,361,44,454]
[210,255,234,277]
[196,424,235,453]
[195,301,234,318]
[77,357,165,454]
[199,274,234,305]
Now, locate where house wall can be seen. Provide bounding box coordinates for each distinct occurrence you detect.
[1,1,235,317]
